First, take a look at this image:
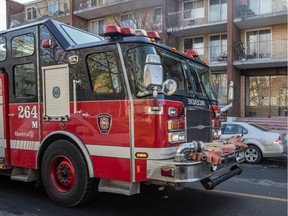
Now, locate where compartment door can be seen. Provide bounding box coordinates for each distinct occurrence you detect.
[42,65,70,121]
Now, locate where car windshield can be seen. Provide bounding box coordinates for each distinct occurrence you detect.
[125,45,217,100]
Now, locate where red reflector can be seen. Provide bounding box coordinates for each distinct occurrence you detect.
[120,27,135,36]
[147,31,160,40]
[161,167,175,177]
[104,25,121,37]
[42,39,52,48]
[274,136,281,143]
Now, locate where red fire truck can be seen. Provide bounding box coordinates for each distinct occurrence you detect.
[0,19,246,207]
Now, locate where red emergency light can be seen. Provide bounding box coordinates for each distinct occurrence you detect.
[103,25,121,37]
[42,39,52,48]
[147,31,160,40]
[120,27,135,36]
[186,49,198,58]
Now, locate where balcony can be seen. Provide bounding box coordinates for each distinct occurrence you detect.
[74,0,163,20]
[10,1,70,28]
[233,39,287,69]
[166,7,227,37]
[234,0,287,29]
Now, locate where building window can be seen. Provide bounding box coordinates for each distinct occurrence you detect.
[87,52,122,94]
[0,36,6,61]
[14,63,36,98]
[250,0,272,15]
[211,73,227,104]
[26,7,37,21]
[12,33,35,58]
[153,7,162,25]
[120,13,136,28]
[209,0,227,22]
[91,19,105,35]
[89,0,105,7]
[48,1,59,15]
[184,37,204,55]
[209,34,227,62]
[183,0,205,20]
[246,29,271,59]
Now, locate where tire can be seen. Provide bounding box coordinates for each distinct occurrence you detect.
[244,145,262,164]
[41,139,98,207]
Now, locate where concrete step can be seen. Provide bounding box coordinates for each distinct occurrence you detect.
[235,117,287,132]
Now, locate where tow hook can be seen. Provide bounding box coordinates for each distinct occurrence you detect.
[200,166,242,190]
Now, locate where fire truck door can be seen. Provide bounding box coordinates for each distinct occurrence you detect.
[0,77,4,159]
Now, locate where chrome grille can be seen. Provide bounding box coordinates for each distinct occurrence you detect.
[185,107,212,142]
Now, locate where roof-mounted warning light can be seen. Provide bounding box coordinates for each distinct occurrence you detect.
[103,25,121,37]
[147,31,160,40]
[134,29,147,36]
[186,49,205,63]
[186,49,198,58]
[120,27,135,36]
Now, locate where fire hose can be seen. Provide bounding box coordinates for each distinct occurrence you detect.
[175,135,248,165]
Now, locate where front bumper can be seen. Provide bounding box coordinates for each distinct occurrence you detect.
[147,149,245,183]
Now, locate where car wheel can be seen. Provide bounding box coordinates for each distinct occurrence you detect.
[244,145,262,164]
[42,139,99,207]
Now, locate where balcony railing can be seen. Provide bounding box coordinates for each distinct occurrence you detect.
[167,4,227,30]
[10,1,69,28]
[234,39,287,61]
[234,0,287,19]
[184,38,287,66]
[74,0,127,11]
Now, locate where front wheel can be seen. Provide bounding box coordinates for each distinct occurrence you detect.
[41,139,98,207]
[244,145,262,164]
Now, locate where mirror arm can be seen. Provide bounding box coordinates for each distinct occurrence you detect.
[153,86,158,106]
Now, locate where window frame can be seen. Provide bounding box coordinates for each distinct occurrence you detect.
[11,32,35,58]
[91,19,105,35]
[209,33,227,62]
[0,35,7,61]
[13,63,36,99]
[182,0,205,20]
[48,0,60,16]
[26,7,37,21]
[184,36,205,55]
[153,7,162,25]
[245,28,272,59]
[86,51,123,95]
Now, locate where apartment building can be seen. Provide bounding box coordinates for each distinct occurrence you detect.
[5,0,288,118]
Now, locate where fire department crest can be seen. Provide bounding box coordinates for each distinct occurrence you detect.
[97,113,112,134]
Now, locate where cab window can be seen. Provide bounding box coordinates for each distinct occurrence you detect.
[87,52,122,94]
[0,36,6,61]
[14,63,36,98]
[11,33,35,57]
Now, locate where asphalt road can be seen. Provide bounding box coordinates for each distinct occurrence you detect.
[0,158,286,216]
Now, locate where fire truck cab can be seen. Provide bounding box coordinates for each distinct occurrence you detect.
[0,19,246,207]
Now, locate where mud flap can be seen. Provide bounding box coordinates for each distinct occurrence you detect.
[200,165,242,190]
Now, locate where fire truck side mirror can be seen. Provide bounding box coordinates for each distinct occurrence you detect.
[228,81,234,102]
[143,54,163,89]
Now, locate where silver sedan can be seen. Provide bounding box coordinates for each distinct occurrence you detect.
[220,122,287,164]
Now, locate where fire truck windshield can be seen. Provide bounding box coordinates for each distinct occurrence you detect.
[61,24,103,44]
[126,45,217,101]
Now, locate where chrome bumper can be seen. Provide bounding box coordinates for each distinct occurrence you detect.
[147,149,245,183]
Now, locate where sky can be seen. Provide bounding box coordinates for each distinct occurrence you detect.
[0,0,33,30]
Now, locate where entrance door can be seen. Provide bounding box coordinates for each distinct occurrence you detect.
[246,75,288,117]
